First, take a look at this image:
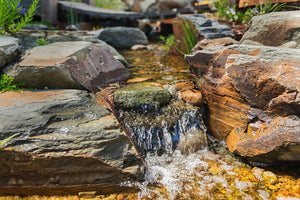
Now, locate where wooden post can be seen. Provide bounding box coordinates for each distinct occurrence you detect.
[82,0,95,6]
[41,0,58,24]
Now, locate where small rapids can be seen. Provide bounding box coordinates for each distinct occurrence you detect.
[118,100,207,156]
[116,45,300,200]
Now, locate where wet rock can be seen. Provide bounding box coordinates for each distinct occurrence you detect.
[0,90,144,195]
[174,80,195,91]
[114,83,171,109]
[0,36,22,69]
[177,126,208,155]
[263,171,277,185]
[241,11,300,48]
[185,44,300,162]
[181,90,203,106]
[98,27,148,49]
[5,41,128,91]
[131,44,147,50]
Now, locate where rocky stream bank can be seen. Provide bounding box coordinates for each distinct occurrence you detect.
[0,10,299,200]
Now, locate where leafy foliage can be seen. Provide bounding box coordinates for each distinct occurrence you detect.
[173,16,197,55]
[160,17,197,55]
[160,34,174,52]
[0,74,25,93]
[0,0,39,35]
[213,0,291,24]
[36,38,50,46]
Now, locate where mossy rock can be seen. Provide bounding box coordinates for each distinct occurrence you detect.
[114,83,171,110]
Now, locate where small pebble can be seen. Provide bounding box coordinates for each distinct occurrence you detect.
[263,171,277,185]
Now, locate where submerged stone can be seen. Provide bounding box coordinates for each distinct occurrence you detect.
[114,83,171,110]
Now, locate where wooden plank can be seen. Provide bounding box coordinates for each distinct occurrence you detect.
[239,0,300,7]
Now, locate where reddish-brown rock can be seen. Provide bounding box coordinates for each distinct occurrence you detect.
[181,90,203,106]
[191,37,239,52]
[185,43,300,162]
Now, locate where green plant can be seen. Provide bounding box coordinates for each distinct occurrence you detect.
[36,38,50,46]
[0,74,25,93]
[95,0,125,10]
[0,0,39,35]
[160,34,174,52]
[173,16,197,55]
[0,133,20,147]
[256,0,287,15]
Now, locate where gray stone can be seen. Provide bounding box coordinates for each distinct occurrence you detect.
[114,83,172,109]
[5,41,129,91]
[0,89,144,195]
[0,36,22,69]
[22,24,49,30]
[98,27,149,49]
[241,40,264,46]
[13,30,128,66]
[279,41,298,48]
[241,11,300,48]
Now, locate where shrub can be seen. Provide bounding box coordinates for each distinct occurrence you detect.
[0,74,25,93]
[0,0,40,35]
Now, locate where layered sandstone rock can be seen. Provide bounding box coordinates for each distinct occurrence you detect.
[0,90,144,195]
[185,44,300,162]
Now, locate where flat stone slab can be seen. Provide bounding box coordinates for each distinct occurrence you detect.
[0,90,144,195]
[0,36,22,69]
[5,41,128,91]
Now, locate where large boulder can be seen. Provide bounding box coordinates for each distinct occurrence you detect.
[114,83,171,110]
[0,90,144,195]
[98,27,148,49]
[4,41,129,91]
[12,30,128,65]
[0,36,22,70]
[241,11,300,48]
[185,43,300,162]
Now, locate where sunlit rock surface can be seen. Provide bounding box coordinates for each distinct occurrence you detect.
[13,30,128,65]
[4,41,128,91]
[186,43,300,162]
[241,11,300,48]
[0,36,22,69]
[0,90,144,195]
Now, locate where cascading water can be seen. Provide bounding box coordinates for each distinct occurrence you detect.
[116,45,300,200]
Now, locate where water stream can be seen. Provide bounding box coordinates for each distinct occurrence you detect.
[117,44,300,200]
